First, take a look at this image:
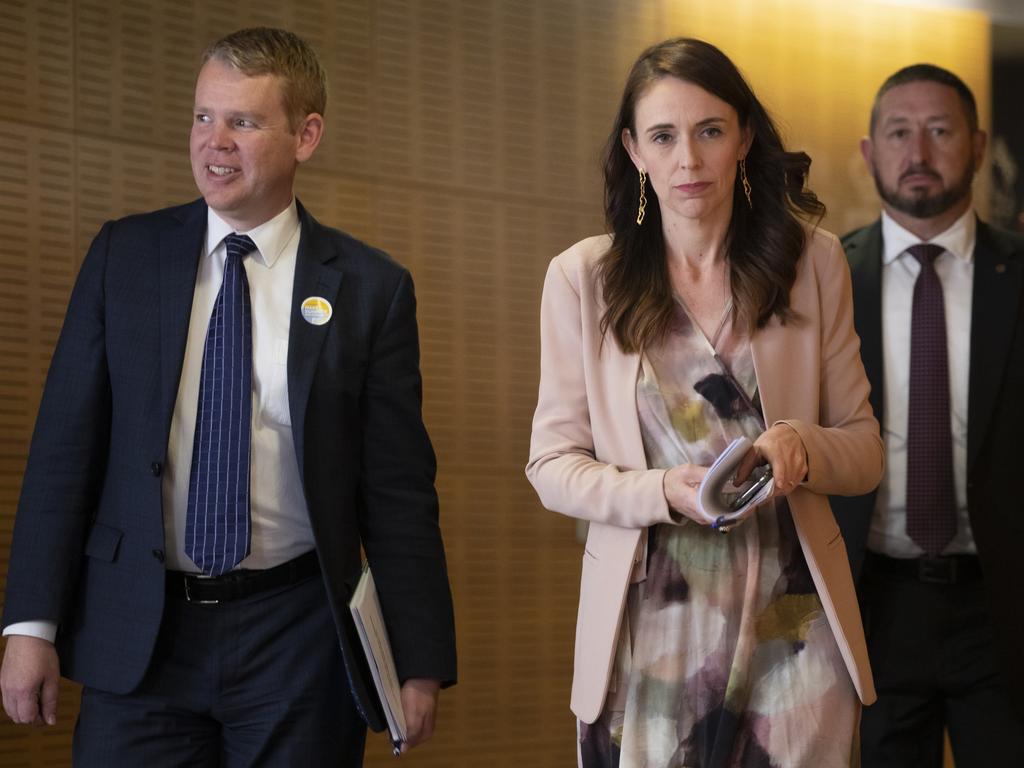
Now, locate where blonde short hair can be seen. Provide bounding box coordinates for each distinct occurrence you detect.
[203,27,327,131]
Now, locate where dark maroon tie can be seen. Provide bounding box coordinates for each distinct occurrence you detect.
[905,243,956,556]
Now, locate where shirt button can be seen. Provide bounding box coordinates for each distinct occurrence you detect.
[152,549,165,563]
[150,462,162,477]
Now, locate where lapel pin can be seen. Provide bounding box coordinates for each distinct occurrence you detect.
[300,296,333,326]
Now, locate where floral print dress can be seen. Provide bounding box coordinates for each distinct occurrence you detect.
[579,299,858,768]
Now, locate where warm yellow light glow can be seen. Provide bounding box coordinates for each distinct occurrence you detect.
[629,0,991,231]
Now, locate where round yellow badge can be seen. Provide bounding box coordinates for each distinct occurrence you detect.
[300,296,333,326]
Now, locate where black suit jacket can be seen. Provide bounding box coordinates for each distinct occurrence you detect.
[3,198,457,696]
[832,217,1024,710]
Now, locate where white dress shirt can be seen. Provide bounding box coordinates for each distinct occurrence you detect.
[162,202,314,571]
[869,208,976,557]
[4,202,314,642]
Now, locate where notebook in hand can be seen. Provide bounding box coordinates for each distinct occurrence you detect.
[347,565,407,756]
[697,436,775,529]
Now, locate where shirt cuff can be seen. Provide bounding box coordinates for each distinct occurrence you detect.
[2,621,57,643]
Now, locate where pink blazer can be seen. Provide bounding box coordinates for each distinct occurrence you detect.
[526,227,883,724]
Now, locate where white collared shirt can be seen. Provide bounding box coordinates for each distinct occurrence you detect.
[4,202,315,641]
[869,208,976,557]
[161,202,314,571]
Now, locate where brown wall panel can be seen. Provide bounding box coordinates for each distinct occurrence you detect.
[0,1,74,131]
[0,117,79,766]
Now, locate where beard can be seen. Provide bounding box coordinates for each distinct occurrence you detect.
[871,159,975,219]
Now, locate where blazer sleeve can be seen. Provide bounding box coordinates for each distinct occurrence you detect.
[777,234,884,497]
[357,269,457,686]
[3,222,114,628]
[525,253,675,529]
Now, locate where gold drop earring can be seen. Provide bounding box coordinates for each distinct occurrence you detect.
[739,158,752,209]
[637,168,647,225]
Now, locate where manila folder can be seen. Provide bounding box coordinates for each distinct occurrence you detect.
[349,565,407,751]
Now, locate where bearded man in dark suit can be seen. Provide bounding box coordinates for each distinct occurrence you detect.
[833,64,1023,767]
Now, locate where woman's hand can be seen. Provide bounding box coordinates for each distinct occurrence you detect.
[663,463,710,524]
[735,423,808,499]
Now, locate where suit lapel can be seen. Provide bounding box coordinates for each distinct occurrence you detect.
[844,222,885,423]
[610,342,646,576]
[750,316,803,427]
[158,200,207,426]
[287,202,344,474]
[613,346,645,463]
[967,221,1023,472]
[749,224,884,429]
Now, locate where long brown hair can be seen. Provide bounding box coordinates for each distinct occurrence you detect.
[599,38,825,353]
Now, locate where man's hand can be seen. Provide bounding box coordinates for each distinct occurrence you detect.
[399,677,440,752]
[1,635,60,725]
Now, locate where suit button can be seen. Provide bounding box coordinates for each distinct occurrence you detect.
[152,549,165,562]
[151,462,162,477]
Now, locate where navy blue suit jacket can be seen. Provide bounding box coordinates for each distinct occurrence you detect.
[3,198,457,695]
[831,217,1024,711]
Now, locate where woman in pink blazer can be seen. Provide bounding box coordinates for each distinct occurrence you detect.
[527,39,882,768]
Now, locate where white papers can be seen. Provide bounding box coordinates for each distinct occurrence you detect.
[696,436,774,528]
[349,566,406,753]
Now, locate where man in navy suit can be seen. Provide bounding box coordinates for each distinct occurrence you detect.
[832,65,1023,766]
[0,27,456,766]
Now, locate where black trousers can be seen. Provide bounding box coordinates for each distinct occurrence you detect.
[72,572,366,767]
[859,553,1023,768]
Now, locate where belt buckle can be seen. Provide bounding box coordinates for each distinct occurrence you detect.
[918,557,956,585]
[183,575,219,605]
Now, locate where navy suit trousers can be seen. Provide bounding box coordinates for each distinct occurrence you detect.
[72,572,366,767]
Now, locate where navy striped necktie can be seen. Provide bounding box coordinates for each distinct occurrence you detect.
[185,233,256,575]
[905,243,956,556]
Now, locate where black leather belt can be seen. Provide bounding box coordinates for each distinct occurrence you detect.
[864,550,982,586]
[166,550,320,604]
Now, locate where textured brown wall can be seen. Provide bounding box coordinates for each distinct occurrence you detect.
[0,1,987,765]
